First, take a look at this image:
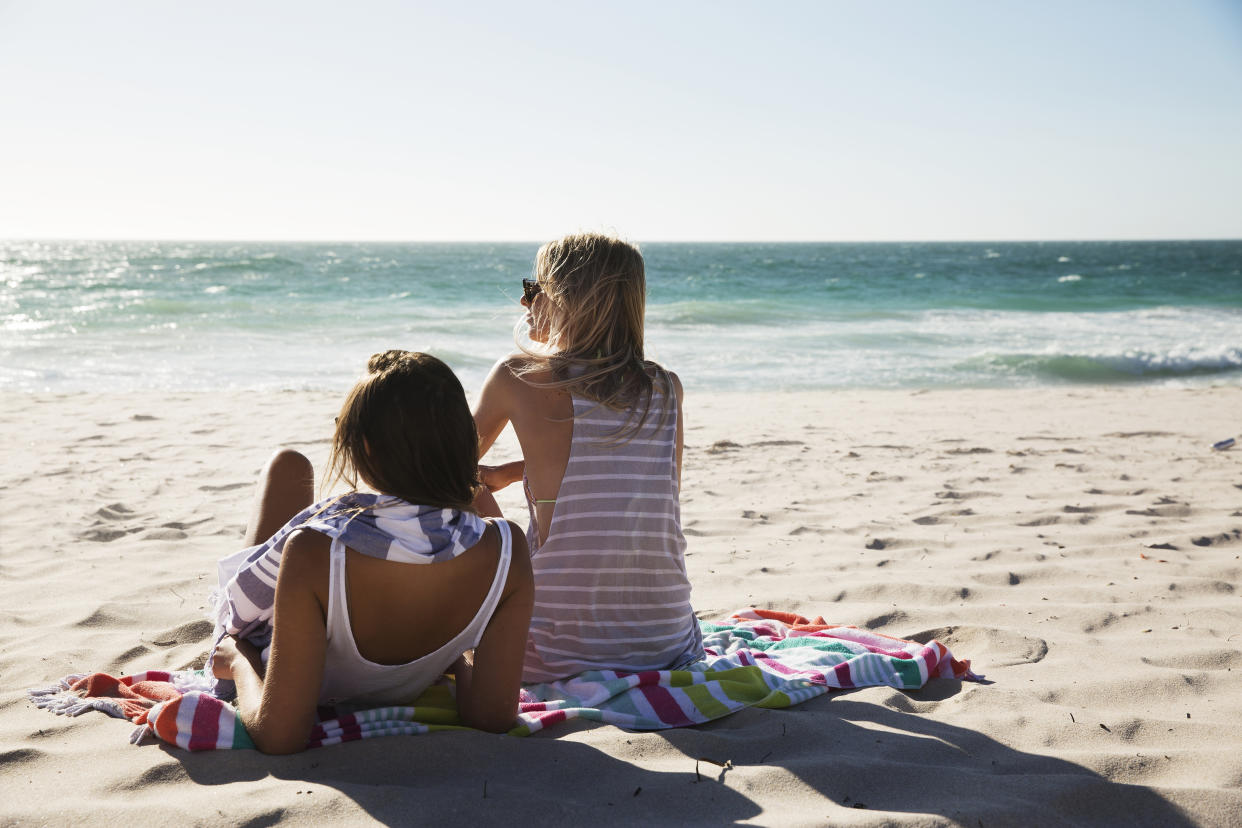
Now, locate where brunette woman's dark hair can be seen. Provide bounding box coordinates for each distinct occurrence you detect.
[323,351,480,511]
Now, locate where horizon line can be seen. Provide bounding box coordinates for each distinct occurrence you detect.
[5,236,1242,245]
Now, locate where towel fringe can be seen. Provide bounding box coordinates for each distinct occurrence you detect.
[27,686,127,719]
[27,673,83,698]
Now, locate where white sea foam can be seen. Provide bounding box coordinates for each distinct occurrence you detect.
[1058,274,1083,283]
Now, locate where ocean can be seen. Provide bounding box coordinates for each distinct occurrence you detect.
[2,240,1240,394]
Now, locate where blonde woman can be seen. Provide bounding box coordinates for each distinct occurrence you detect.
[473,233,703,683]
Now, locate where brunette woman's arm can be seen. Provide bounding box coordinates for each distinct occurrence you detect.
[212,529,329,754]
[454,520,533,732]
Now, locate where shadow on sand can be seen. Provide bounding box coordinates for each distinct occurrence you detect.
[163,680,1196,826]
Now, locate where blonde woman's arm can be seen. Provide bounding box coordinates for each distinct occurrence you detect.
[472,358,528,506]
[669,370,685,491]
[474,357,521,458]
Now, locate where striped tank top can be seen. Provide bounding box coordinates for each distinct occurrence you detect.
[521,380,704,683]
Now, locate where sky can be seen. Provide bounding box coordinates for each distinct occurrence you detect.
[1,1,1240,242]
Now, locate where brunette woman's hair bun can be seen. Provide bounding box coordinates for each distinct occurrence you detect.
[366,350,408,374]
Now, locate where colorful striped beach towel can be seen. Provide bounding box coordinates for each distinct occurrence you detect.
[28,609,977,751]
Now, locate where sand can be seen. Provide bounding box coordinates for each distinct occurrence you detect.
[2,385,1241,826]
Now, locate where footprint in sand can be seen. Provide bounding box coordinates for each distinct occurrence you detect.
[877,690,945,712]
[161,518,212,530]
[0,748,43,767]
[1191,529,1241,547]
[1126,503,1192,518]
[907,625,1049,667]
[79,526,142,542]
[971,571,1023,587]
[1080,611,1128,634]
[139,528,188,540]
[75,607,135,628]
[116,762,191,790]
[1060,505,1099,524]
[198,482,251,492]
[94,503,137,520]
[864,610,910,628]
[112,644,152,666]
[1018,515,1060,527]
[1141,648,1242,671]
[867,471,904,482]
[787,525,826,536]
[143,619,214,647]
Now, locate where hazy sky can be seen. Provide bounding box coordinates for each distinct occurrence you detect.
[2,1,1240,241]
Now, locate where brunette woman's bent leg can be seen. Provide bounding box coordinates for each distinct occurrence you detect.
[242,449,315,547]
[472,487,504,518]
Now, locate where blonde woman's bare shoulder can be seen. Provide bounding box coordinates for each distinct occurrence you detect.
[483,354,529,387]
[667,369,684,401]
[497,353,559,385]
[645,362,684,402]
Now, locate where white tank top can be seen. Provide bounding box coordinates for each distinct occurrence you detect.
[318,519,512,707]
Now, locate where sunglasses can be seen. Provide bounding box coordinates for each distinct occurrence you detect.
[522,278,542,304]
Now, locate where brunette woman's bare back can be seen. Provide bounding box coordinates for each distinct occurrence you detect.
[287,520,529,665]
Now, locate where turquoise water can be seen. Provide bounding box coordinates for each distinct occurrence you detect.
[2,240,1240,392]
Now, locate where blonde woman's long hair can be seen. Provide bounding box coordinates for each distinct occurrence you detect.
[517,232,671,433]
